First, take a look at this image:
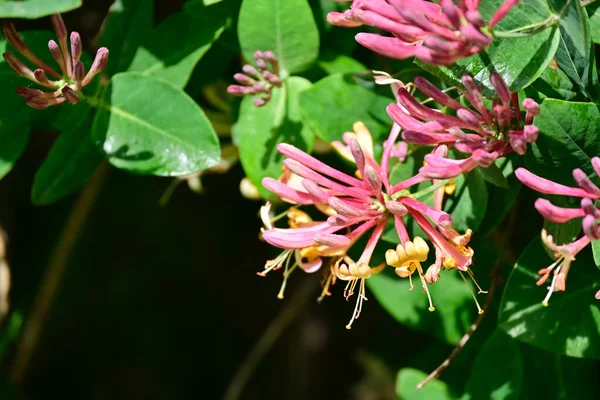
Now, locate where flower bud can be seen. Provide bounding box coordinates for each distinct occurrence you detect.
[3,22,27,52]
[70,31,82,63]
[62,86,79,105]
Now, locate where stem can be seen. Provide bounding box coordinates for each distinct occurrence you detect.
[9,162,109,384]
[408,180,451,200]
[415,263,500,390]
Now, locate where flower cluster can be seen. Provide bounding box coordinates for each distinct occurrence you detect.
[328,0,520,65]
[227,50,282,107]
[516,161,600,304]
[3,15,109,109]
[387,72,540,179]
[259,122,486,328]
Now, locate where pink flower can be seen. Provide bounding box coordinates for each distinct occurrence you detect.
[227,50,282,107]
[515,160,600,304]
[327,0,520,65]
[3,15,109,109]
[259,121,485,327]
[387,73,539,179]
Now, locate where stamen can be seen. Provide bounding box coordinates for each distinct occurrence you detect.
[258,249,293,276]
[467,268,488,294]
[346,278,367,329]
[542,266,561,307]
[460,271,484,314]
[277,263,298,299]
[408,273,414,291]
[318,270,334,303]
[417,269,435,312]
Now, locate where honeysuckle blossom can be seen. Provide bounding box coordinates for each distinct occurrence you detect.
[3,15,109,109]
[327,0,520,66]
[227,50,282,107]
[515,160,600,304]
[387,73,540,179]
[259,121,486,328]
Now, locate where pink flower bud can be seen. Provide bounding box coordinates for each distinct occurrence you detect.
[50,14,68,41]
[61,86,79,105]
[70,31,82,64]
[573,168,600,196]
[82,47,109,86]
[314,233,351,247]
[3,22,27,52]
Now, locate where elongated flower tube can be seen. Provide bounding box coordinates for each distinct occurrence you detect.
[3,15,109,109]
[387,73,539,179]
[515,160,600,304]
[327,0,520,65]
[259,121,485,327]
[227,50,282,107]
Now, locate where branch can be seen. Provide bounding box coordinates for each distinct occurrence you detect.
[416,264,500,390]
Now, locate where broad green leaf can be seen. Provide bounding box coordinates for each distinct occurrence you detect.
[91,72,220,176]
[299,73,391,143]
[417,0,560,97]
[526,99,600,186]
[99,0,154,76]
[32,104,103,205]
[588,1,600,43]
[463,330,524,400]
[237,0,319,75]
[0,123,29,180]
[128,3,229,88]
[479,156,521,236]
[592,240,600,269]
[317,50,366,75]
[519,343,600,400]
[551,0,599,100]
[396,368,458,400]
[499,238,600,359]
[233,77,313,198]
[475,163,509,189]
[445,170,488,233]
[0,0,81,18]
[368,267,474,345]
[529,66,579,101]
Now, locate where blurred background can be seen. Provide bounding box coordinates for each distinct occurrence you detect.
[1,1,598,399]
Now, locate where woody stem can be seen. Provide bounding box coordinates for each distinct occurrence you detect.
[415,262,500,390]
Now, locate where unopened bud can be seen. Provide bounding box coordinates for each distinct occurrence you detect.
[328,197,363,218]
[349,138,366,173]
[3,52,34,80]
[82,47,109,86]
[70,31,82,63]
[523,124,539,143]
[242,64,258,76]
[50,14,68,41]
[522,98,540,115]
[73,61,85,86]
[3,22,27,52]
[62,86,79,104]
[233,73,254,85]
[385,201,408,217]
[16,86,44,100]
[253,98,267,107]
[490,72,511,104]
[227,85,250,96]
[48,40,63,63]
[33,69,50,85]
[363,165,382,194]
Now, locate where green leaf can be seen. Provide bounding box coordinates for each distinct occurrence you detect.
[368,267,475,345]
[463,330,524,400]
[0,0,81,18]
[237,0,319,76]
[478,155,521,236]
[233,77,313,198]
[475,164,509,189]
[499,238,600,359]
[588,1,600,43]
[444,170,488,233]
[128,3,229,88]
[0,123,30,180]
[526,99,600,186]
[91,72,220,176]
[299,73,391,143]
[32,104,103,205]
[592,240,600,269]
[551,0,599,100]
[417,0,560,97]
[396,368,458,400]
[529,66,579,101]
[99,0,154,76]
[519,343,600,399]
[317,50,366,75]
